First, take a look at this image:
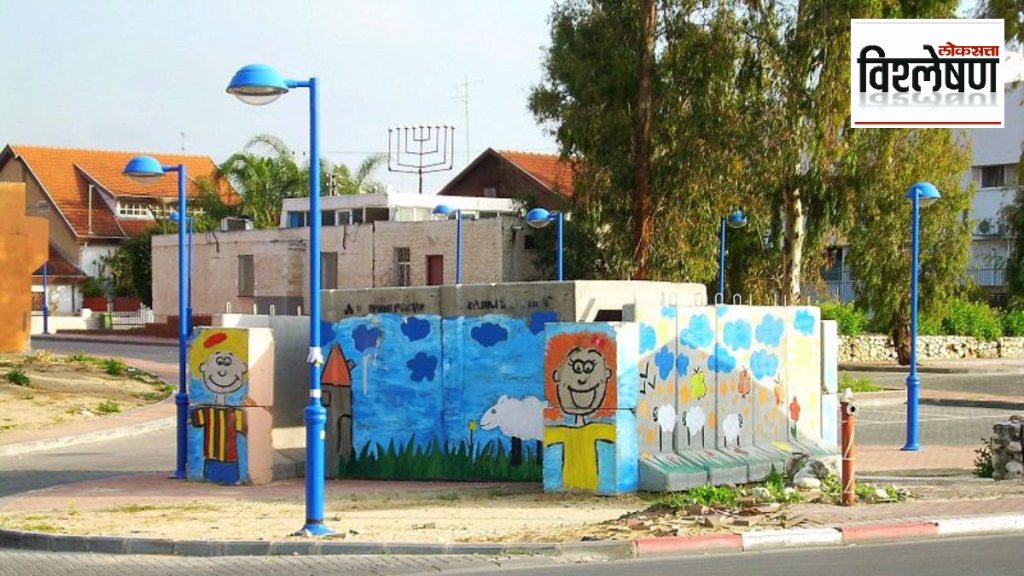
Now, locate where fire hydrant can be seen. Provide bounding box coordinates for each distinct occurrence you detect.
[841,387,858,506]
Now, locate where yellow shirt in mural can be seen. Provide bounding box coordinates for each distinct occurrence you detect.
[545,423,616,491]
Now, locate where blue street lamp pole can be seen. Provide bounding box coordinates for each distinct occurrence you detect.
[902,181,941,452]
[171,211,194,333]
[228,64,332,536]
[42,262,49,334]
[525,208,564,281]
[718,210,748,299]
[432,205,462,283]
[123,156,189,479]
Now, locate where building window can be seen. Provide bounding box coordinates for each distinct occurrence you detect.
[321,210,336,226]
[118,202,153,218]
[336,210,353,225]
[483,186,497,198]
[394,247,411,287]
[321,252,338,290]
[524,234,537,251]
[288,211,308,228]
[238,255,254,297]
[981,165,1006,188]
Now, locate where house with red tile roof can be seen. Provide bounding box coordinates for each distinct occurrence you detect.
[0,144,233,312]
[438,149,574,208]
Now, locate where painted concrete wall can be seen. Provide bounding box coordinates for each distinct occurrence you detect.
[186,327,274,485]
[634,304,837,491]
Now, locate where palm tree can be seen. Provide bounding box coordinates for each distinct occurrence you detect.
[196,135,388,229]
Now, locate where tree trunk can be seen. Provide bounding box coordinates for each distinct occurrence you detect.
[892,297,911,366]
[782,183,804,304]
[632,0,657,280]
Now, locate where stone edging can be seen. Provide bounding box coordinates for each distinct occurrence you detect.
[840,334,1024,363]
[3,514,1023,558]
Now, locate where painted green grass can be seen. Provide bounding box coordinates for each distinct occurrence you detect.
[339,437,542,482]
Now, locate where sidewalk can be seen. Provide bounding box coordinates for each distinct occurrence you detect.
[840,358,1024,374]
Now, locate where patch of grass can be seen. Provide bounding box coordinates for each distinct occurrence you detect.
[19,521,59,533]
[95,400,121,414]
[763,469,803,503]
[5,369,31,387]
[649,483,741,510]
[821,474,906,504]
[102,504,160,513]
[973,438,994,478]
[100,358,128,376]
[23,351,55,364]
[341,437,543,482]
[838,372,883,394]
[65,353,98,363]
[435,491,461,502]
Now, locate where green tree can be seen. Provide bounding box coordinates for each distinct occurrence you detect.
[104,228,157,306]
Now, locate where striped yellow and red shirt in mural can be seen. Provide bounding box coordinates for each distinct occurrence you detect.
[191,407,245,462]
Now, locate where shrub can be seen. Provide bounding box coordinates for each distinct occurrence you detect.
[973,438,994,478]
[838,372,883,393]
[917,313,943,336]
[1002,309,1024,337]
[819,302,867,336]
[5,369,31,387]
[940,299,1002,340]
[101,358,128,376]
[95,400,121,414]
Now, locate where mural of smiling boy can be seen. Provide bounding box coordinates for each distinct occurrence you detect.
[186,328,275,485]
[543,330,619,492]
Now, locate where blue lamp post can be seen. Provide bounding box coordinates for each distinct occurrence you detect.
[432,204,462,283]
[718,210,748,298]
[525,207,564,281]
[169,210,194,334]
[902,181,941,452]
[42,262,49,334]
[123,154,189,480]
[228,63,332,536]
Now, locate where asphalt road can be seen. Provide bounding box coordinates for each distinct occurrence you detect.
[1,535,1022,575]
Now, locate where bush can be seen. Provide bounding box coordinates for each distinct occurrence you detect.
[95,400,121,414]
[1002,309,1024,337]
[819,302,867,336]
[838,372,883,393]
[5,369,30,387]
[973,438,994,478]
[101,358,128,376]
[917,313,943,336]
[940,299,1002,340]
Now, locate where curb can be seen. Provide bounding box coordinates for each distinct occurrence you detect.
[854,393,1024,411]
[3,515,1023,558]
[0,416,175,457]
[839,363,1024,375]
[32,334,176,348]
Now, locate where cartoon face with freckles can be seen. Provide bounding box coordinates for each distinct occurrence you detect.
[199,350,248,401]
[553,346,611,421]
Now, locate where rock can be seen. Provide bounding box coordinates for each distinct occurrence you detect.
[738,496,758,508]
[873,488,890,501]
[783,487,797,498]
[751,486,772,502]
[733,517,760,527]
[686,504,710,516]
[414,522,436,530]
[794,477,821,489]
[701,515,724,529]
[1006,460,1024,475]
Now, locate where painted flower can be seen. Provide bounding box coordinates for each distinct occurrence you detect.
[468,420,478,431]
[789,396,801,422]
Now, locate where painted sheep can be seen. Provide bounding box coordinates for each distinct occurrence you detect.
[722,413,744,448]
[480,395,545,466]
[680,404,707,448]
[652,403,676,452]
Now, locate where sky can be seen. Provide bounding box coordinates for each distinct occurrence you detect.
[1,1,1018,196]
[0,0,559,194]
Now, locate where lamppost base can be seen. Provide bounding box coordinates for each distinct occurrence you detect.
[295,522,336,537]
[900,444,920,452]
[168,470,187,480]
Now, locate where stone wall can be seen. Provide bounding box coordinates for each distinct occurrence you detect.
[992,416,1024,480]
[840,334,1024,362]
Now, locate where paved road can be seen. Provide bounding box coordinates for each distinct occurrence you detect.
[845,370,1024,398]
[1,535,1022,575]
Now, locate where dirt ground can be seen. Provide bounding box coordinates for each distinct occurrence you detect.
[0,351,170,435]
[1,476,1021,543]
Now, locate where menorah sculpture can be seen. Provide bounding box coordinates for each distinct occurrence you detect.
[387,125,456,194]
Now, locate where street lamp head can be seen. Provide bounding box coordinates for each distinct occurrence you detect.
[726,209,748,229]
[432,204,455,217]
[905,181,941,208]
[227,64,290,106]
[525,207,554,229]
[123,155,166,184]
